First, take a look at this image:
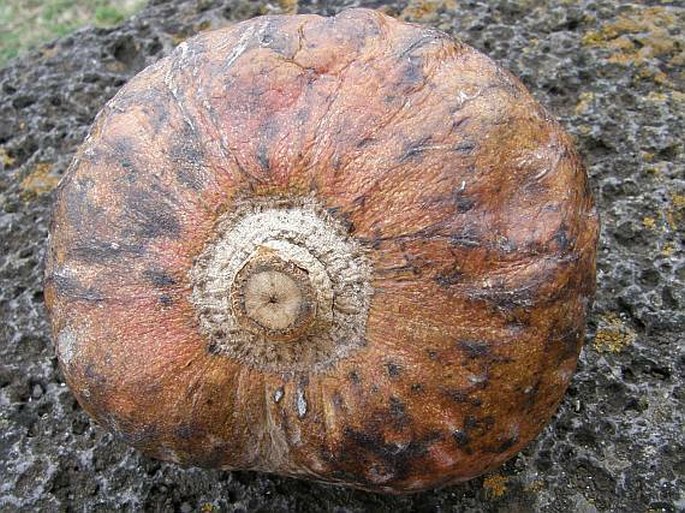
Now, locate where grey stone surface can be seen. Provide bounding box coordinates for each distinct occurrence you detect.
[0,0,683,511]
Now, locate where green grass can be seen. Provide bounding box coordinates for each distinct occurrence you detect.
[0,0,147,67]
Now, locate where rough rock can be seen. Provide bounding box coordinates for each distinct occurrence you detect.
[0,0,682,511]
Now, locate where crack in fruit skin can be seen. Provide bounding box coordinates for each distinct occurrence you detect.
[43,8,599,494]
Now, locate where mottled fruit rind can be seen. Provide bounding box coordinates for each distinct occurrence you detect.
[44,8,599,493]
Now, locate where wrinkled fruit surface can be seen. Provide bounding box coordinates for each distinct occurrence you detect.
[44,8,599,493]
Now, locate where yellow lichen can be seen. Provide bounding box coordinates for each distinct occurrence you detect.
[638,67,670,85]
[661,241,675,257]
[399,0,459,23]
[574,92,595,115]
[593,313,637,353]
[673,91,685,105]
[646,91,668,103]
[664,193,685,232]
[483,473,508,498]
[195,20,212,32]
[0,148,15,168]
[525,479,545,493]
[645,161,669,179]
[582,6,683,85]
[277,0,298,14]
[171,33,188,46]
[578,124,592,136]
[642,216,657,230]
[582,7,677,46]
[20,162,60,197]
[671,193,685,211]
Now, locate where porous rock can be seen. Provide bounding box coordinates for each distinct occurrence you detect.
[0,0,683,511]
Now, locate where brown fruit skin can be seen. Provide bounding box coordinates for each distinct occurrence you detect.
[44,8,599,493]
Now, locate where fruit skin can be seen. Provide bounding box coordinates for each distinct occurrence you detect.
[43,7,599,494]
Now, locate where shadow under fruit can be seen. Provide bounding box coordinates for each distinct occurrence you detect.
[43,8,599,493]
